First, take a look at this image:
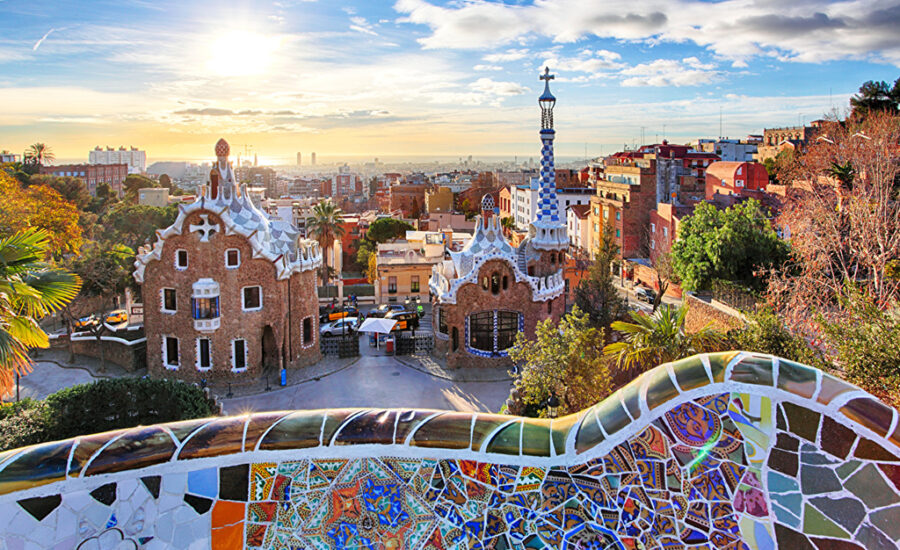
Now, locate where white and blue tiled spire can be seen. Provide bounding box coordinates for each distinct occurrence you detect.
[530,67,567,251]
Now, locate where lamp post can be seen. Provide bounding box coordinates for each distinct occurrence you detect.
[547,393,560,419]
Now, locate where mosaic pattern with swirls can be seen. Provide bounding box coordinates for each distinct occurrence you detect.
[0,352,898,549]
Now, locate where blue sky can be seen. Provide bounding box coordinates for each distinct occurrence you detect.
[0,0,898,162]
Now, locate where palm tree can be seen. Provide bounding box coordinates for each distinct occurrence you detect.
[306,199,345,285]
[25,143,54,166]
[603,304,723,373]
[500,216,516,236]
[0,229,81,395]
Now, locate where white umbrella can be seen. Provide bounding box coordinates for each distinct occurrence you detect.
[357,317,397,334]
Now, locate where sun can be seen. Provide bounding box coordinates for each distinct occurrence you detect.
[206,30,280,77]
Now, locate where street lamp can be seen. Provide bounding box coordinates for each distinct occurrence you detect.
[547,393,560,419]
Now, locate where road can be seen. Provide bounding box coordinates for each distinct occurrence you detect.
[221,352,512,415]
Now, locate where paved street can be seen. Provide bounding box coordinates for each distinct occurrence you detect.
[220,352,512,415]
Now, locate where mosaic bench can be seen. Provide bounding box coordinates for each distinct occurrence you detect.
[0,351,898,549]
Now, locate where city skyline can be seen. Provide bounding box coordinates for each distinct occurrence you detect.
[1,0,898,162]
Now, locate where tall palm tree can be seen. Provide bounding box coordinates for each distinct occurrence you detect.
[0,228,81,394]
[603,304,723,373]
[25,143,54,166]
[306,200,345,285]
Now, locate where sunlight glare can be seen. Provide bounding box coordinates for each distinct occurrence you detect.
[206,30,279,77]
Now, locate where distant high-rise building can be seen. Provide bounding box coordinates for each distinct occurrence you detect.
[311,152,316,166]
[89,146,146,174]
[296,152,302,166]
[253,153,258,167]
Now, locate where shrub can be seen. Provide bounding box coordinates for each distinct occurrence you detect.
[0,378,216,451]
[728,307,823,367]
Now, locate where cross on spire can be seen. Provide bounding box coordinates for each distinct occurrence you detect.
[540,66,554,83]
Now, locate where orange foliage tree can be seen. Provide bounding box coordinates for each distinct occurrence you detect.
[0,170,83,257]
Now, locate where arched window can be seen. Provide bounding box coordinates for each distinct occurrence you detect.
[502,275,509,290]
[451,327,459,352]
[559,251,565,263]
[467,310,521,356]
[550,254,556,265]
[481,276,489,291]
[491,272,500,295]
[547,301,552,315]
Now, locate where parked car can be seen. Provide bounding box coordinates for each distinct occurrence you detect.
[74,314,99,330]
[320,317,359,337]
[104,309,128,325]
[367,304,406,318]
[320,306,359,323]
[634,287,656,304]
[385,310,419,331]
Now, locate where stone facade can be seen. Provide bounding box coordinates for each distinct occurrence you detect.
[135,139,322,384]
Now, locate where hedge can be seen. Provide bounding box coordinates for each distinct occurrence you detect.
[0,378,217,451]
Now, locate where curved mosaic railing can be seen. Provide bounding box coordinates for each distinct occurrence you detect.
[1,352,899,549]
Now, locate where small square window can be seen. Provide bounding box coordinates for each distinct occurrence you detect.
[242,286,262,310]
[411,275,420,293]
[162,288,177,312]
[388,276,397,293]
[225,249,240,268]
[616,229,621,238]
[164,336,179,368]
[175,249,188,269]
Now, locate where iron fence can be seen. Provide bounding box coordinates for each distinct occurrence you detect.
[320,334,360,357]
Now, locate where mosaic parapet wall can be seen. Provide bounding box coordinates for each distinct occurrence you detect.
[1,352,899,549]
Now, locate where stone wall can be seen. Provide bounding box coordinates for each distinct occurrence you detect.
[2,353,898,549]
[142,209,320,385]
[67,337,146,372]
[685,292,745,333]
[435,258,564,368]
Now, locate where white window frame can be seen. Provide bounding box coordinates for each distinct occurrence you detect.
[225,248,241,269]
[161,288,177,314]
[650,223,656,234]
[241,285,263,311]
[196,337,212,371]
[231,338,248,372]
[175,249,188,270]
[163,336,179,370]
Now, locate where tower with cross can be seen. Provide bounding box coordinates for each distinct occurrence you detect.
[530,66,567,252]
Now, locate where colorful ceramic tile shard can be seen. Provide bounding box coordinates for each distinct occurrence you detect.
[0,352,899,549]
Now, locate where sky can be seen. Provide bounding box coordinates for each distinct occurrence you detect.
[0,0,898,164]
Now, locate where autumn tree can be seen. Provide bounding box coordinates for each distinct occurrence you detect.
[0,171,83,257]
[27,175,91,210]
[508,306,612,417]
[769,112,900,332]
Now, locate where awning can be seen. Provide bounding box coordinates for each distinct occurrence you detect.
[357,317,397,334]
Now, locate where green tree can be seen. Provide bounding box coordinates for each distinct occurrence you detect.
[365,217,414,243]
[24,143,54,166]
[103,203,178,250]
[0,229,81,395]
[500,216,515,234]
[604,304,723,374]
[306,199,345,285]
[508,306,612,417]
[850,78,900,119]
[158,173,172,190]
[672,200,789,292]
[123,174,158,203]
[574,226,626,332]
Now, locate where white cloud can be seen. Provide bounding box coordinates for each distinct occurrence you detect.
[482,48,530,63]
[542,49,624,76]
[350,16,378,36]
[394,0,900,66]
[471,78,528,96]
[474,64,503,71]
[620,58,720,87]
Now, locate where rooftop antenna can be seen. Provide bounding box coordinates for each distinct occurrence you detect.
[663,124,667,141]
[640,126,645,145]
